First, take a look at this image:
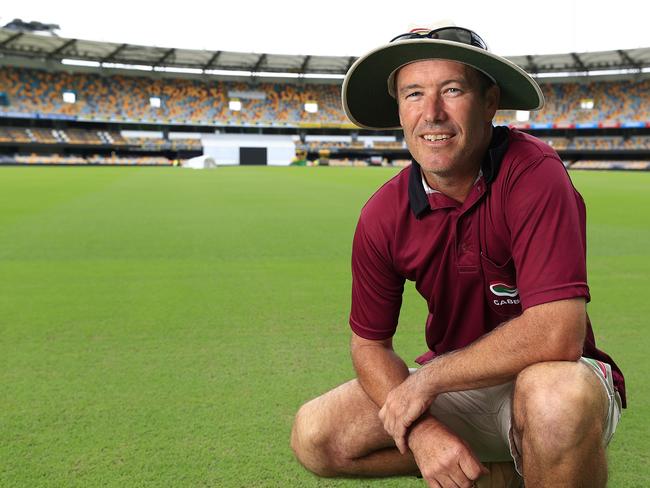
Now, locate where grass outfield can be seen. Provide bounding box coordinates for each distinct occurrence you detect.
[0,166,647,487]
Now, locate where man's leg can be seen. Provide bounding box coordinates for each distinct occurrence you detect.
[511,360,611,487]
[291,378,419,477]
[291,379,522,485]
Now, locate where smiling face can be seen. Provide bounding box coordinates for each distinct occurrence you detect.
[395,59,499,185]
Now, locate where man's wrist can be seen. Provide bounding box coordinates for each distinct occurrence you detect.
[416,361,442,399]
[406,414,443,451]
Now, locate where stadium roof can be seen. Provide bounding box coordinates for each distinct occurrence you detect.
[2,27,650,78]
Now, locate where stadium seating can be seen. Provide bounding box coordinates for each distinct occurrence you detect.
[570,160,650,170]
[570,136,625,150]
[0,127,32,143]
[29,128,61,144]
[2,66,650,169]
[495,79,650,128]
[8,152,175,166]
[3,120,650,169]
[622,135,650,149]
[5,66,649,129]
[372,141,407,149]
[0,67,347,126]
[539,137,571,150]
[0,126,202,151]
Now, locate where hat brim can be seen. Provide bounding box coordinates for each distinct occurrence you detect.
[342,39,545,130]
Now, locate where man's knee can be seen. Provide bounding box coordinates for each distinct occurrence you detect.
[290,399,340,477]
[513,361,607,452]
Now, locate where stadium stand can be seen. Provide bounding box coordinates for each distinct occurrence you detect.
[570,136,625,150]
[4,67,650,130]
[0,127,32,143]
[623,135,650,149]
[9,153,174,166]
[538,137,571,150]
[1,44,650,169]
[0,67,347,126]
[29,128,61,144]
[0,126,201,148]
[373,141,407,149]
[571,160,650,170]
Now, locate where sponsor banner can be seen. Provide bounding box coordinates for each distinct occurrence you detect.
[0,111,36,118]
[38,113,77,121]
[621,121,646,128]
[228,90,266,100]
[576,122,598,129]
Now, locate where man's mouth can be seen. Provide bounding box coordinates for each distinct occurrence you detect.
[421,133,454,142]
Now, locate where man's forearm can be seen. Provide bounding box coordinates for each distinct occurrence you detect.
[351,334,454,454]
[350,334,410,408]
[417,298,587,397]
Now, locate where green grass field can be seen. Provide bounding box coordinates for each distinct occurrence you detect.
[1,166,648,487]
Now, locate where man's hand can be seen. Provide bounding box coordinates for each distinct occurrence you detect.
[409,419,489,488]
[378,371,434,454]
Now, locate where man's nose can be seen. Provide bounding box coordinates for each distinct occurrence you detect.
[422,93,447,124]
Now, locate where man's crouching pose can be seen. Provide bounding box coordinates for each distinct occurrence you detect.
[291,25,625,488]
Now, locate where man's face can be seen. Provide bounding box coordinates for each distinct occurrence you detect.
[395,59,499,179]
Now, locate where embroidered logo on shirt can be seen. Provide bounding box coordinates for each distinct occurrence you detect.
[489,282,520,307]
[489,282,519,297]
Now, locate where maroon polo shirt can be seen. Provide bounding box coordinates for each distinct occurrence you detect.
[350,126,626,407]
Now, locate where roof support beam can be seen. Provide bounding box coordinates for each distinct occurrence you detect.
[156,47,175,66]
[300,55,311,73]
[346,56,356,72]
[570,52,587,72]
[252,53,266,72]
[102,43,128,63]
[48,38,77,58]
[0,31,23,48]
[203,50,222,70]
[617,49,640,70]
[525,55,539,74]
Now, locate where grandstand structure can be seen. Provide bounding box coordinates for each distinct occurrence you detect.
[2,27,650,169]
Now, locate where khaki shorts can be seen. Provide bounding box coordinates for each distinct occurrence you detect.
[415,358,622,475]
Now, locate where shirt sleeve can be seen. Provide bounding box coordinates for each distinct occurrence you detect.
[349,212,405,340]
[505,155,590,310]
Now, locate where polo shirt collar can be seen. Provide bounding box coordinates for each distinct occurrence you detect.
[421,170,483,194]
[408,125,510,219]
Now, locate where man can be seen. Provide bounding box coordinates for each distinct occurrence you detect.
[291,26,625,488]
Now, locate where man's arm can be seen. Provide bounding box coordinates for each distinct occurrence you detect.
[379,297,586,452]
[350,333,409,406]
[351,333,489,484]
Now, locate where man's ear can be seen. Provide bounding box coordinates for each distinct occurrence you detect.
[485,84,500,121]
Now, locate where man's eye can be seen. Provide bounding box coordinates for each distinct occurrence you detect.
[405,91,422,99]
[445,87,462,95]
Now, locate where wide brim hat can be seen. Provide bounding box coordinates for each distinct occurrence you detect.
[342,33,544,130]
